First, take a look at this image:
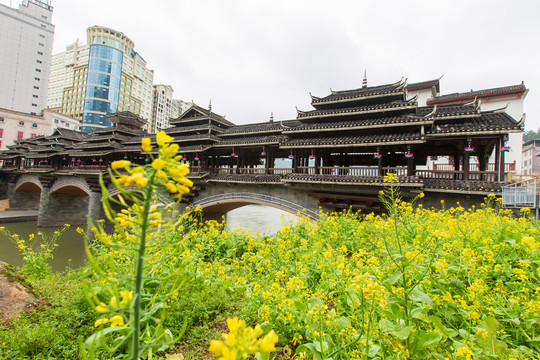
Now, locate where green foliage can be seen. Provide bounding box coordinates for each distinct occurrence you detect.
[523,128,540,143]
[1,179,539,359]
[1,225,68,278]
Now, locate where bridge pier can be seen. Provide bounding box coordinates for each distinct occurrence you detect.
[87,191,103,232]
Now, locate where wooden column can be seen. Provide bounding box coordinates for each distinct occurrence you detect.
[378,155,384,177]
[478,148,486,181]
[495,140,501,182]
[264,150,270,174]
[498,138,506,182]
[463,151,470,181]
[407,156,415,177]
[315,153,320,175]
[292,151,298,173]
[454,154,461,180]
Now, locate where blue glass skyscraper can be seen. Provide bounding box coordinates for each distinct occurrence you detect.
[81,44,123,133]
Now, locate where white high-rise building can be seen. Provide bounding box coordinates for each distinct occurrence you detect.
[151,84,174,132]
[0,0,54,115]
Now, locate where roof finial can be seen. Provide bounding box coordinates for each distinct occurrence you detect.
[270,112,274,123]
[208,99,212,112]
[362,70,367,88]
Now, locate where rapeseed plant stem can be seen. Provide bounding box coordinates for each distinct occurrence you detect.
[131,169,156,360]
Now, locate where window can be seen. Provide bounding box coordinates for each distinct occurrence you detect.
[17,131,23,141]
[33,86,39,90]
[31,134,36,138]
[33,95,38,98]
[31,123,37,128]
[35,69,41,72]
[0,117,3,123]
[32,103,37,107]
[18,121,24,126]
[36,60,42,64]
[34,77,40,81]
[37,51,43,55]
[0,129,3,138]
[39,34,45,38]
[38,43,44,47]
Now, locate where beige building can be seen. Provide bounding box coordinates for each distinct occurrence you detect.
[522,139,540,176]
[47,26,154,132]
[0,108,52,149]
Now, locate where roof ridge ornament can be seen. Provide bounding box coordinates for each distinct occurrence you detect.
[397,78,408,90]
[270,112,274,123]
[463,96,478,107]
[362,70,367,88]
[407,93,419,104]
[208,99,212,112]
[295,106,306,115]
[279,120,293,129]
[424,104,438,118]
[518,113,526,130]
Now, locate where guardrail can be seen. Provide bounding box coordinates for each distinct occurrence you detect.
[501,177,540,208]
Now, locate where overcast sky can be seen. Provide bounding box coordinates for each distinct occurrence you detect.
[4,0,539,130]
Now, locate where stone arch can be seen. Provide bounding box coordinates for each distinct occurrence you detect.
[11,175,42,210]
[14,175,42,192]
[50,178,92,196]
[192,192,319,220]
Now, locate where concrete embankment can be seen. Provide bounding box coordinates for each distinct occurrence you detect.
[0,199,38,223]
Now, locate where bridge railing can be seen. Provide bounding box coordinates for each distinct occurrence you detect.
[204,166,500,180]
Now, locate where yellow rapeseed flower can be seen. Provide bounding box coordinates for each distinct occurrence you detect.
[111,160,131,170]
[141,137,152,152]
[109,315,124,327]
[259,330,279,353]
[156,130,173,146]
[152,158,166,171]
[94,318,109,327]
[95,302,109,313]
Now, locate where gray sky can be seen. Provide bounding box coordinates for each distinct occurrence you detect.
[5,0,539,130]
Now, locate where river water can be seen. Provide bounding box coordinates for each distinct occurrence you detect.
[0,205,294,272]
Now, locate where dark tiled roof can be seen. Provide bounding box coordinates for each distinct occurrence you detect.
[67,150,115,157]
[51,128,89,141]
[166,124,226,134]
[417,105,479,118]
[283,173,422,185]
[298,100,416,119]
[107,111,146,128]
[71,142,122,150]
[311,80,406,104]
[427,83,527,105]
[406,78,441,92]
[428,112,521,135]
[208,174,282,183]
[171,103,235,127]
[215,135,285,146]
[284,115,430,133]
[221,121,288,135]
[281,132,424,148]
